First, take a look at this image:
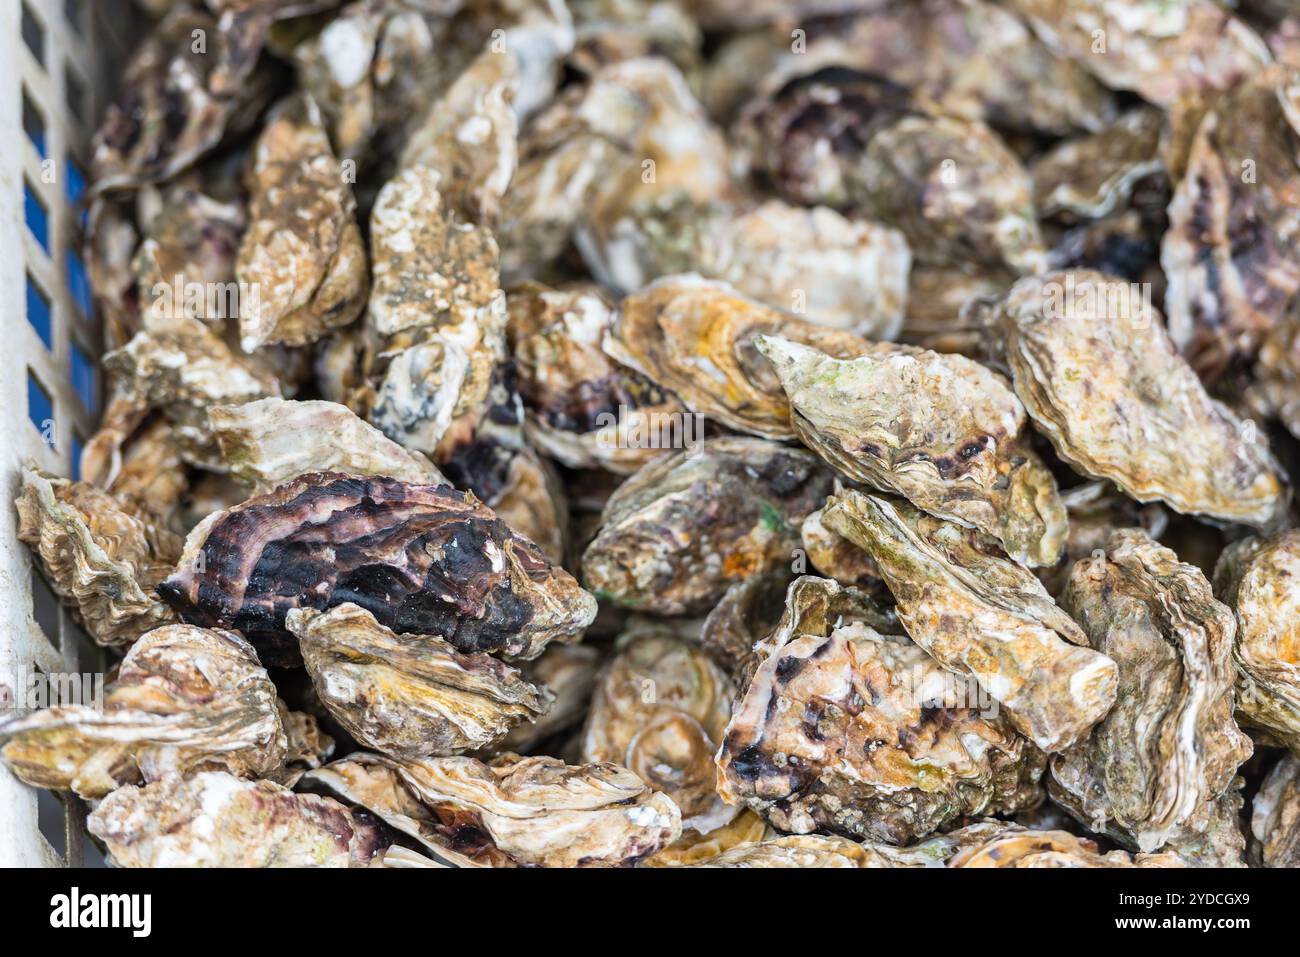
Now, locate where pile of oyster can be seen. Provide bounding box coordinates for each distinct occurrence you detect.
[9,0,1300,868]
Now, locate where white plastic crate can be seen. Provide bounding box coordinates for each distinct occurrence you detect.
[1,0,136,867]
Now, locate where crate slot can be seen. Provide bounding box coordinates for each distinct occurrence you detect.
[20,1,45,67]
[31,569,62,652]
[26,368,55,449]
[36,789,67,863]
[25,272,52,350]
[22,85,45,158]
[23,178,49,253]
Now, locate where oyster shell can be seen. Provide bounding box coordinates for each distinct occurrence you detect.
[236,93,368,352]
[103,315,283,470]
[946,826,1188,868]
[1051,530,1253,862]
[1032,106,1164,220]
[606,276,881,440]
[0,625,285,799]
[581,437,833,614]
[1213,531,1300,753]
[1161,66,1300,379]
[641,808,770,867]
[984,270,1290,529]
[287,603,552,758]
[15,468,182,649]
[758,335,1066,567]
[269,702,335,787]
[580,626,734,830]
[507,282,686,474]
[210,397,446,493]
[87,771,388,867]
[158,471,597,666]
[1009,0,1270,107]
[717,577,1044,844]
[496,643,603,753]
[308,751,682,866]
[800,505,880,589]
[823,491,1117,753]
[1252,753,1300,868]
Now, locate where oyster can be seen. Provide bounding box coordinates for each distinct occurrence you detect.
[269,703,335,787]
[698,571,794,680]
[580,626,734,830]
[823,491,1117,753]
[210,397,446,492]
[641,808,770,867]
[236,94,368,352]
[581,437,833,614]
[1252,753,1300,868]
[984,270,1289,529]
[1032,106,1164,220]
[1051,530,1253,862]
[1213,531,1300,753]
[0,625,284,799]
[15,468,182,649]
[365,164,507,458]
[90,9,274,192]
[717,577,1044,844]
[287,603,551,758]
[496,644,602,753]
[103,315,283,470]
[308,751,681,866]
[158,471,596,666]
[80,412,189,527]
[87,772,388,868]
[800,505,880,589]
[1009,0,1270,107]
[946,826,1187,869]
[1161,67,1300,379]
[507,282,686,474]
[606,276,881,440]
[758,335,1066,567]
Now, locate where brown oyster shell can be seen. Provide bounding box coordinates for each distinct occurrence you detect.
[507,282,685,474]
[268,702,335,787]
[946,826,1188,869]
[158,471,596,666]
[758,334,1066,567]
[716,580,1044,844]
[287,603,552,759]
[641,808,770,867]
[87,771,388,868]
[1051,530,1253,862]
[15,468,182,649]
[307,751,681,867]
[606,276,882,440]
[823,491,1117,753]
[800,505,880,589]
[985,270,1289,529]
[236,93,368,352]
[1213,531,1300,753]
[580,625,734,829]
[581,437,833,615]
[210,397,446,493]
[1161,66,1300,379]
[1252,753,1300,868]
[80,410,189,527]
[0,625,284,799]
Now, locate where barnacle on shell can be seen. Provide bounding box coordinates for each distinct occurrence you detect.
[15,468,182,649]
[159,471,596,666]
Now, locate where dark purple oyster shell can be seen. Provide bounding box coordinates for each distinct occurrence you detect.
[158,472,596,666]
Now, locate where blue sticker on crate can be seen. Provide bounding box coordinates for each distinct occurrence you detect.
[27,370,55,448]
[70,341,97,413]
[24,180,49,252]
[66,248,93,317]
[26,274,52,349]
